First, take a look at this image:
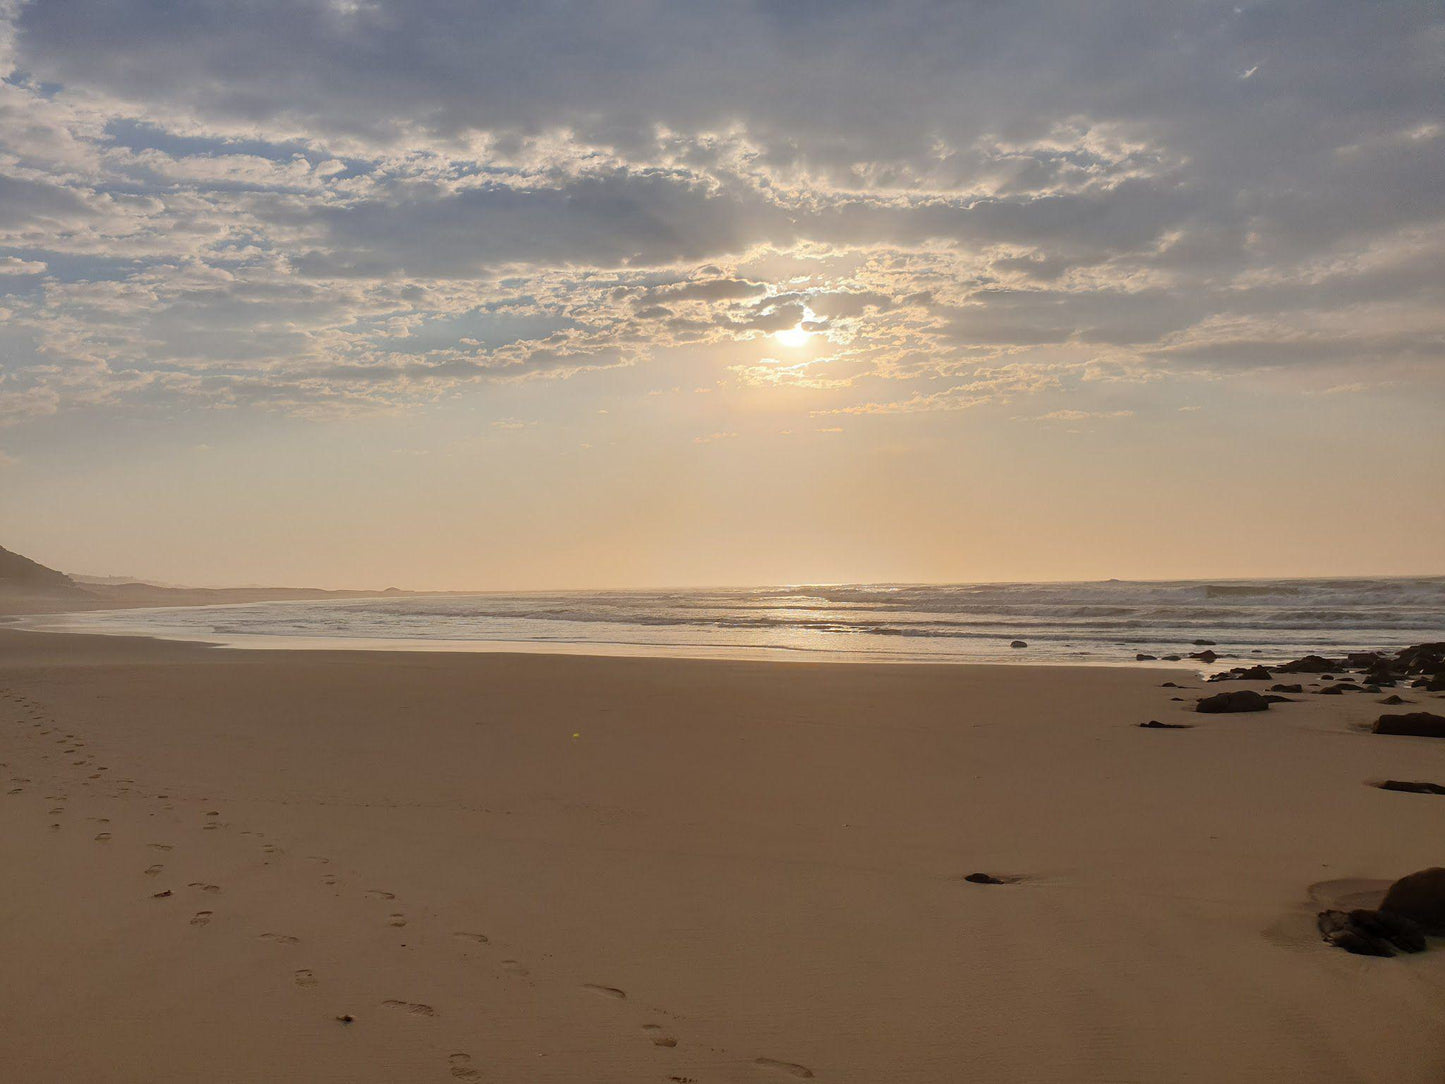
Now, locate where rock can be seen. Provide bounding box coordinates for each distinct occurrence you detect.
[1236,665,1272,680]
[1364,685,1382,693]
[1380,868,1445,935]
[1161,654,1182,661]
[1138,720,1192,729]
[1191,639,1216,646]
[1160,681,1179,688]
[1010,640,1028,649]
[1263,695,1296,704]
[1270,683,1303,693]
[1349,908,1427,953]
[1317,685,1345,695]
[963,873,1005,885]
[1189,649,1218,663]
[1196,690,1270,714]
[1428,674,1445,692]
[1275,655,1337,674]
[1317,910,1394,956]
[1136,653,1157,661]
[1373,712,1445,738]
[1332,682,1364,692]
[1169,697,1185,701]
[1378,694,1408,705]
[1377,780,1445,795]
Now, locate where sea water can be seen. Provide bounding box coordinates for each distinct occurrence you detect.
[20,577,1445,666]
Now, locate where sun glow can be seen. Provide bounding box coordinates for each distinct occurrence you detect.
[774,326,811,348]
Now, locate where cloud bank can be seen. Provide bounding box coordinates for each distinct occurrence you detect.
[0,0,1441,419]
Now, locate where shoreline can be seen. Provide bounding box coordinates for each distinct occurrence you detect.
[2,628,1443,1080]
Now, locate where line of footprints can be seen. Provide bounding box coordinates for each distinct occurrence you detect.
[1,686,815,1080]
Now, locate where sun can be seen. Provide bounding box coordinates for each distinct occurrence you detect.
[774,326,811,348]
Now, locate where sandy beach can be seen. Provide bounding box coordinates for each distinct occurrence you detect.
[1,628,1442,1082]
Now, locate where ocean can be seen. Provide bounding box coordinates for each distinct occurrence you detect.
[22,576,1445,666]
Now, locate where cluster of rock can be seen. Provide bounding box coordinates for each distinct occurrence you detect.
[1205,643,1445,692]
[1319,868,1445,957]
[1187,643,1445,725]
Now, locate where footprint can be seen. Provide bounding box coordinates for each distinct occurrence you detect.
[293,969,318,988]
[582,984,626,999]
[144,864,165,877]
[188,882,221,894]
[365,890,396,901]
[93,832,112,842]
[147,843,174,852]
[448,1053,481,1080]
[190,911,213,927]
[501,959,529,977]
[754,1058,814,1078]
[260,933,300,945]
[642,1024,677,1048]
[381,999,437,1017]
[387,914,407,928]
[452,932,489,944]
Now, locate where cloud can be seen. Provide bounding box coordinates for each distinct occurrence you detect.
[0,1,1439,420]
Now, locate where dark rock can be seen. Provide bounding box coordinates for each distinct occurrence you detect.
[1169,697,1185,701]
[1349,908,1427,953]
[1428,675,1445,692]
[1136,653,1157,661]
[1380,868,1445,935]
[1365,685,1382,694]
[1317,910,1393,956]
[1160,681,1179,688]
[1010,640,1028,649]
[1332,682,1364,692]
[1346,652,1388,669]
[1189,649,1218,663]
[963,873,1005,885]
[1276,655,1337,674]
[1236,665,1272,680]
[1191,639,1216,646]
[1270,684,1303,693]
[1378,694,1408,705]
[1161,654,1182,661]
[1263,695,1296,704]
[1138,720,1192,729]
[1196,690,1270,714]
[1317,685,1345,695]
[1373,712,1445,738]
[1377,780,1445,795]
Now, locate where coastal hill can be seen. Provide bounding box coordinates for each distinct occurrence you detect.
[0,543,420,616]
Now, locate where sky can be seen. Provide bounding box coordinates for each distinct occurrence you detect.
[0,0,1442,589]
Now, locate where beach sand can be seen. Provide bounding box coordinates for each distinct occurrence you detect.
[2,627,1443,1082]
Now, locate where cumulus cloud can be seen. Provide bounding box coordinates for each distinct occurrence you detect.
[0,1,1440,421]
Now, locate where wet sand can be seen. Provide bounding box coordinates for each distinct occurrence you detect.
[2,628,1443,1082]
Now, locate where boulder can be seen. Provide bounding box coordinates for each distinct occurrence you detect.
[1236,665,1272,680]
[1317,908,1427,955]
[1196,690,1270,714]
[1373,712,1445,738]
[1136,653,1157,661]
[1380,868,1445,935]
[963,873,1006,885]
[1161,654,1182,661]
[1009,640,1028,649]
[1275,655,1337,674]
[1189,649,1219,663]
[1317,910,1394,956]
[1378,694,1408,705]
[1263,695,1296,704]
[1270,683,1303,693]
[1138,720,1191,729]
[1191,639,1216,646]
